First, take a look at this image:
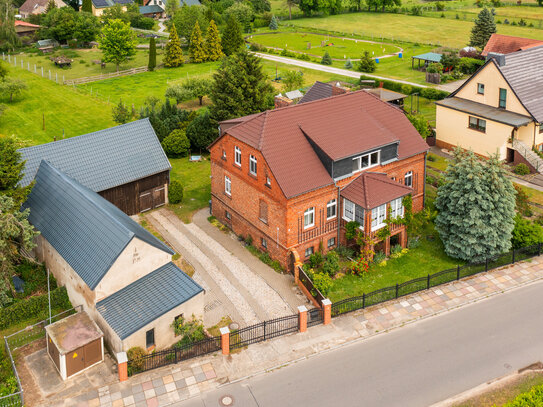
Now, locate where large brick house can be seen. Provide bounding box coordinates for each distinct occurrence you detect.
[209,90,429,269]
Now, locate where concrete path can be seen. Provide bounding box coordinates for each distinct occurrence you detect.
[253,52,430,88]
[437,78,467,92]
[51,254,543,407]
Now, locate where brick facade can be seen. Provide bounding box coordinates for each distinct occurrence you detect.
[211,133,427,268]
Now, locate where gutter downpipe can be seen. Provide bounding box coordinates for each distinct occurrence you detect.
[423,152,427,210]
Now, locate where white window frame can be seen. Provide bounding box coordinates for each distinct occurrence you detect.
[390,198,404,219]
[225,176,231,196]
[352,151,380,173]
[404,171,413,188]
[304,207,315,229]
[327,237,335,248]
[234,146,241,166]
[371,204,387,231]
[326,199,337,220]
[249,155,257,175]
[343,199,355,222]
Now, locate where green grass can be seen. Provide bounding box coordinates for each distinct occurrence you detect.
[327,223,461,302]
[286,12,543,48]
[249,32,401,59]
[11,47,162,81]
[0,68,115,145]
[515,184,543,206]
[404,95,437,125]
[168,156,211,223]
[427,153,451,171]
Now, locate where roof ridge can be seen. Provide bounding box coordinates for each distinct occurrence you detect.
[258,110,269,151]
[269,87,360,114]
[370,172,412,190]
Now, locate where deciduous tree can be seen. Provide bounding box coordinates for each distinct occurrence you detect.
[186,109,218,149]
[205,20,223,61]
[0,137,33,206]
[74,11,100,43]
[0,79,27,102]
[172,4,208,43]
[221,15,244,56]
[282,70,303,91]
[469,8,496,49]
[165,0,178,16]
[210,49,274,122]
[0,0,22,50]
[164,23,184,67]
[99,19,136,71]
[435,149,516,262]
[189,21,207,62]
[81,0,93,13]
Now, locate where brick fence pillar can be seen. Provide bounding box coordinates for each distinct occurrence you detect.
[298,305,308,333]
[220,327,230,355]
[117,352,128,382]
[322,299,332,325]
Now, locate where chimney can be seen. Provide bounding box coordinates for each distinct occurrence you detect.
[486,52,506,66]
[274,96,293,109]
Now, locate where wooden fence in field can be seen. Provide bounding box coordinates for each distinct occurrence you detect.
[64,66,148,85]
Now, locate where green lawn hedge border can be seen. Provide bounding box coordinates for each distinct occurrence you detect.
[0,286,71,330]
[358,75,450,100]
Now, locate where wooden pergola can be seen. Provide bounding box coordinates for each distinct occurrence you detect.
[411,52,442,70]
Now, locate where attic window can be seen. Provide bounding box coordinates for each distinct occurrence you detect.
[352,151,379,173]
[477,83,484,95]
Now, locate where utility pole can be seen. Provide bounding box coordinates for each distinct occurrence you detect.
[47,268,52,325]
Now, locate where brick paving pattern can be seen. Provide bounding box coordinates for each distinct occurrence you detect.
[48,257,543,406]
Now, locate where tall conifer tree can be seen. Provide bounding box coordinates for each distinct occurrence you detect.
[189,21,207,63]
[164,24,184,67]
[221,16,244,56]
[205,20,223,61]
[469,8,496,48]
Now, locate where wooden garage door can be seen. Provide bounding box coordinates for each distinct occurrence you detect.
[153,187,165,207]
[139,190,153,212]
[84,339,102,367]
[66,347,85,378]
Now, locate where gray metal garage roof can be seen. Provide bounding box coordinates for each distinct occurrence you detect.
[96,262,203,340]
[18,118,171,192]
[435,97,533,127]
[22,161,174,290]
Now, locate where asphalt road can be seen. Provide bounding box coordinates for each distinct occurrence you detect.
[175,280,543,407]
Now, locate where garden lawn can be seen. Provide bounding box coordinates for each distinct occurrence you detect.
[515,184,543,206]
[327,223,460,302]
[11,47,163,81]
[287,12,543,49]
[0,68,115,145]
[168,156,211,223]
[427,153,451,172]
[404,95,437,125]
[249,32,401,59]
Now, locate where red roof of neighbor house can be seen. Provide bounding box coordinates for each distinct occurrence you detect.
[14,20,40,27]
[341,172,412,209]
[482,34,543,56]
[219,90,428,199]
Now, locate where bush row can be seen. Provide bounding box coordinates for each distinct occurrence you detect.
[358,75,449,100]
[0,286,71,330]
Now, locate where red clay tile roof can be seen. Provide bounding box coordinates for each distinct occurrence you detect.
[14,20,40,27]
[341,172,412,209]
[221,90,428,199]
[482,34,543,56]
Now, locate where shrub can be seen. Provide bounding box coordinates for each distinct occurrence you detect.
[344,59,353,69]
[436,2,445,10]
[245,234,253,245]
[356,51,376,73]
[514,163,530,175]
[345,221,361,240]
[321,51,332,65]
[391,244,403,255]
[335,245,355,259]
[500,383,543,407]
[298,53,310,61]
[411,5,422,15]
[127,347,146,374]
[458,57,485,74]
[172,315,206,347]
[426,62,443,74]
[515,184,532,217]
[168,180,184,204]
[322,251,340,276]
[511,215,543,249]
[309,252,324,269]
[312,272,333,296]
[407,113,431,138]
[162,129,190,158]
[373,251,386,264]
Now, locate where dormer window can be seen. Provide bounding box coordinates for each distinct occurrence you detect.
[352,151,379,173]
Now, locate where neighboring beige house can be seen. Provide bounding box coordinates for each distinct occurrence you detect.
[85,0,133,16]
[23,161,204,354]
[436,45,543,169]
[19,0,66,17]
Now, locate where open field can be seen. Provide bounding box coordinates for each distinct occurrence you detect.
[0,68,115,145]
[248,32,401,59]
[8,47,162,80]
[286,12,543,48]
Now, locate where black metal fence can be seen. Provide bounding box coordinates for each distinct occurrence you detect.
[298,266,325,306]
[230,314,299,350]
[331,244,542,317]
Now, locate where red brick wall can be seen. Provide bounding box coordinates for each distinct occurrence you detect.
[210,133,427,266]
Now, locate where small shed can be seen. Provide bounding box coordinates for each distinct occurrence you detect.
[45,311,104,380]
[411,52,442,70]
[365,88,407,107]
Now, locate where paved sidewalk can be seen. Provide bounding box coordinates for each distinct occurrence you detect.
[52,257,543,407]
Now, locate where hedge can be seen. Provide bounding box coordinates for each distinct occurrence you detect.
[358,75,449,100]
[501,383,543,407]
[0,286,72,330]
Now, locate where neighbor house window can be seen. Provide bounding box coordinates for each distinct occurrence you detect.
[390,198,404,219]
[249,155,257,175]
[539,124,543,133]
[225,176,231,196]
[343,199,355,221]
[371,204,387,231]
[499,88,507,108]
[327,199,337,220]
[304,207,315,229]
[305,246,314,258]
[352,151,380,173]
[225,210,231,220]
[259,200,268,223]
[469,116,486,133]
[234,146,241,166]
[146,328,155,349]
[328,237,336,248]
[477,83,485,95]
[404,171,413,187]
[261,237,267,249]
